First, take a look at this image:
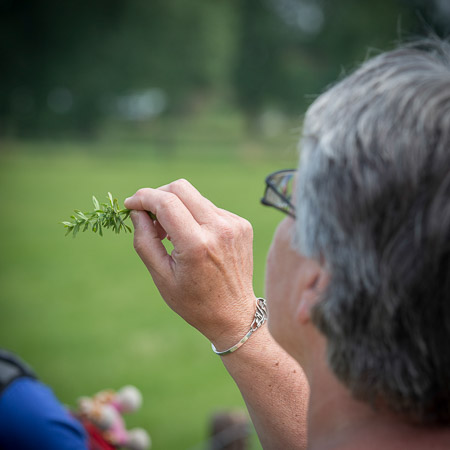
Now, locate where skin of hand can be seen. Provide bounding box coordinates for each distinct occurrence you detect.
[125,179,310,449]
[124,179,257,349]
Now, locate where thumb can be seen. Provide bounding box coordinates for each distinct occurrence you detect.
[130,210,171,276]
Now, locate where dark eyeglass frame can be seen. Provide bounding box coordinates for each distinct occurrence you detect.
[261,169,297,218]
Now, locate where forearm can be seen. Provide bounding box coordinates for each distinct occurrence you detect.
[219,326,309,450]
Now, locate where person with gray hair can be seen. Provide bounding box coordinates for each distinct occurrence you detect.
[124,38,450,449]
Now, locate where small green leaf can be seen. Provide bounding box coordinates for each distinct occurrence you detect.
[92,196,100,211]
[121,209,130,220]
[113,197,119,213]
[75,210,88,220]
[108,192,114,207]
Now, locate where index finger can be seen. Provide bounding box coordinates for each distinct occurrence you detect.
[159,179,218,225]
[125,188,202,250]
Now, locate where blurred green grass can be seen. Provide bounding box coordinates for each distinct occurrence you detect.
[0,139,298,449]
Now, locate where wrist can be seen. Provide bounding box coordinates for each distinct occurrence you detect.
[210,298,267,356]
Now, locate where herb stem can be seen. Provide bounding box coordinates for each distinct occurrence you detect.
[62,192,156,237]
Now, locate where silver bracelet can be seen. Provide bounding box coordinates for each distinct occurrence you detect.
[211,298,268,356]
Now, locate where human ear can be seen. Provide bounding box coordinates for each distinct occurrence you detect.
[296,262,329,324]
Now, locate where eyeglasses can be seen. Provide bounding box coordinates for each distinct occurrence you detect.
[261,169,296,218]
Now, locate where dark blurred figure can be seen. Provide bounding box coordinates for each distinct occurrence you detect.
[210,410,250,450]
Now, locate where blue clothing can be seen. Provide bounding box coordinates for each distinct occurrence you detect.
[0,377,87,450]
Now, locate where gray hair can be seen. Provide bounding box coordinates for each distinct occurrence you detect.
[295,38,450,424]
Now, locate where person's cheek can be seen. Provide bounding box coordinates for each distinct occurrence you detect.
[265,219,296,338]
[265,221,288,301]
[265,242,279,308]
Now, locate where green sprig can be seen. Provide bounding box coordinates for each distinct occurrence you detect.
[62,192,155,237]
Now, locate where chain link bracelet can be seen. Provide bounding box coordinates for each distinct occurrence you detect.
[211,298,268,356]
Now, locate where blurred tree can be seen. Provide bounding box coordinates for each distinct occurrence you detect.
[0,0,447,139]
[404,0,450,36]
[0,0,236,138]
[232,0,429,132]
[0,0,127,137]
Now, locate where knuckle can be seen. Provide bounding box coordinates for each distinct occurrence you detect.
[133,188,152,208]
[159,191,179,211]
[167,178,191,194]
[216,220,235,241]
[240,218,253,237]
[135,188,151,198]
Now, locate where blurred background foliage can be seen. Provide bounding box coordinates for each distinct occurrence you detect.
[1,0,449,141]
[0,1,449,449]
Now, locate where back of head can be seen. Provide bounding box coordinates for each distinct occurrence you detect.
[295,38,450,424]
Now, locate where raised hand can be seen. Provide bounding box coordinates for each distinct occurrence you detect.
[124,179,257,350]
